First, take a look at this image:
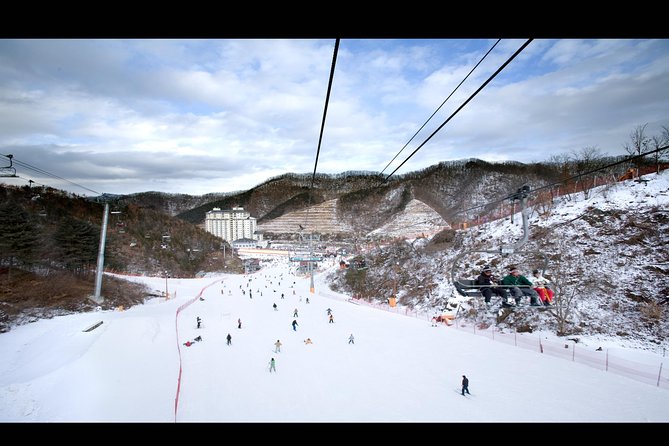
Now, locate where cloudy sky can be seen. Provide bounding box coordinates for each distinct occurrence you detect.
[0,39,667,196]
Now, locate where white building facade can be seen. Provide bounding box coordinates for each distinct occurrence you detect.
[205,207,262,243]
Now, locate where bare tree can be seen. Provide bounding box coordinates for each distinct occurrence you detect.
[549,153,574,202]
[623,124,650,179]
[650,125,669,174]
[547,238,582,336]
[570,146,605,199]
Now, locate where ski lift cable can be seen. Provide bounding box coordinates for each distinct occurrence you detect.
[380,39,502,176]
[383,39,533,182]
[302,38,340,231]
[1,154,101,195]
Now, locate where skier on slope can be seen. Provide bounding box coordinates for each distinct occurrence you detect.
[293,308,299,317]
[238,318,242,329]
[274,340,282,353]
[348,334,355,344]
[292,320,299,331]
[226,333,232,346]
[197,317,202,329]
[461,375,470,396]
[273,303,278,311]
[268,358,276,373]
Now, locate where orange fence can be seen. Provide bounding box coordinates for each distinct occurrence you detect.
[173,279,220,422]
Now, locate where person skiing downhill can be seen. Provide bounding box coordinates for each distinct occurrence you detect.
[461,375,470,395]
[292,320,299,331]
[269,358,276,373]
[348,334,355,344]
[226,333,232,346]
[274,340,282,353]
[273,303,278,311]
[238,318,242,329]
[293,308,299,317]
[196,317,202,329]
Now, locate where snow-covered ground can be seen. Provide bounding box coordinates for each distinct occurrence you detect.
[1,259,668,422]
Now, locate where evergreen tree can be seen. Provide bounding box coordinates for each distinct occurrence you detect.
[54,216,99,274]
[0,200,39,278]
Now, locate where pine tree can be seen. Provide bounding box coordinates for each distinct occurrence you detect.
[0,200,39,279]
[54,216,99,274]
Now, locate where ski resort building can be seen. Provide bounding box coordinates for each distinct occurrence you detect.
[205,207,262,243]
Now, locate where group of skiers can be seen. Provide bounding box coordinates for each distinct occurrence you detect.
[474,265,555,308]
[185,263,357,374]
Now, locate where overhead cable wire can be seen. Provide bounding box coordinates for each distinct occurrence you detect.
[310,38,340,190]
[1,154,101,195]
[384,39,533,182]
[301,38,340,234]
[380,39,501,176]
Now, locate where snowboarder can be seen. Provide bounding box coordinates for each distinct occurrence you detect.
[238,318,242,329]
[293,308,299,317]
[461,375,470,395]
[196,317,202,329]
[328,314,334,324]
[273,303,278,311]
[274,339,282,353]
[348,334,354,344]
[226,333,232,346]
[292,320,299,331]
[268,357,276,373]
[194,336,202,342]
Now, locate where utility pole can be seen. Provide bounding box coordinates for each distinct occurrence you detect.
[91,202,109,304]
[165,270,169,299]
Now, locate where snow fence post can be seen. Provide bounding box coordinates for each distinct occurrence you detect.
[658,363,663,388]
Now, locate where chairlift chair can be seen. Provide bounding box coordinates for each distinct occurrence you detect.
[450,185,550,298]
